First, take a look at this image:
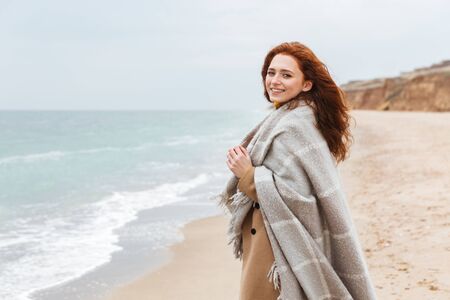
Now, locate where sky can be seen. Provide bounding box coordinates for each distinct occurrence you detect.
[0,0,449,110]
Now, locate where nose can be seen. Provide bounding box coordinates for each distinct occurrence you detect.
[270,74,282,85]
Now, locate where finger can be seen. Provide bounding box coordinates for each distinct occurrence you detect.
[229,148,239,159]
[227,152,234,162]
[226,159,232,169]
[234,146,245,156]
[239,145,249,158]
[233,145,244,155]
[226,159,237,175]
[237,146,249,161]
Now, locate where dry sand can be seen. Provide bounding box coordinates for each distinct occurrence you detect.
[105,110,450,300]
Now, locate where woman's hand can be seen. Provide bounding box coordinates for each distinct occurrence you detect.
[226,145,253,178]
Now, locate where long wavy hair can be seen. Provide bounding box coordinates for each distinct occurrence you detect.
[261,41,353,163]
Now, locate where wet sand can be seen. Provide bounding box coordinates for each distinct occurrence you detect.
[105,110,450,300]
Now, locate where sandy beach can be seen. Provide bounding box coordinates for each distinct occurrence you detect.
[105,110,450,300]
[105,215,240,300]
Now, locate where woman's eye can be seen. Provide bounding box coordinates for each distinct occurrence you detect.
[267,71,291,78]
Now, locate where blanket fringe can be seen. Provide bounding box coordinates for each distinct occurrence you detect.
[211,192,230,213]
[223,191,251,260]
[217,192,234,212]
[267,261,281,291]
[227,232,243,259]
[229,191,250,207]
[226,191,249,260]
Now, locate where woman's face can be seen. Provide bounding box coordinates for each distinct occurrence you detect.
[265,54,312,104]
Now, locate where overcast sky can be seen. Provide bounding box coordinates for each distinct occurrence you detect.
[0,0,449,110]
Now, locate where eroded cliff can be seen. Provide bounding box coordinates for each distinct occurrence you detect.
[341,60,450,111]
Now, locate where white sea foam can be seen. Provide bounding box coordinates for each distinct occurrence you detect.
[0,151,66,165]
[0,144,156,166]
[0,133,240,166]
[163,133,242,147]
[163,135,201,146]
[136,161,182,170]
[0,173,210,300]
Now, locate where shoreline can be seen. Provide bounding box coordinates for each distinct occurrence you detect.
[30,201,224,300]
[106,110,450,299]
[104,215,241,300]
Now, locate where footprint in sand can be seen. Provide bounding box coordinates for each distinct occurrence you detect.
[417,278,440,291]
[395,261,410,273]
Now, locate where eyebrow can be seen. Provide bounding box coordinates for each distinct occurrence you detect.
[268,67,294,74]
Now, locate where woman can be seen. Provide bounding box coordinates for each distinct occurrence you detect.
[220,42,376,300]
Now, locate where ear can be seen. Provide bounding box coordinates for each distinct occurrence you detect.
[302,80,313,92]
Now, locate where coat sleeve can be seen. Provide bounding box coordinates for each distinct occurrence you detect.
[237,166,259,202]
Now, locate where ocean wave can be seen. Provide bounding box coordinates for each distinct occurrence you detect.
[163,135,201,146]
[0,143,156,166]
[0,151,67,165]
[0,173,210,300]
[163,132,241,147]
[136,161,182,170]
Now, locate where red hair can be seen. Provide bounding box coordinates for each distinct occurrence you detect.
[261,42,353,163]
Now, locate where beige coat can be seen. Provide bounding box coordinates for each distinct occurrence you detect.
[238,166,280,300]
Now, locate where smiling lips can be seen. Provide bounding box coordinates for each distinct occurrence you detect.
[270,88,285,94]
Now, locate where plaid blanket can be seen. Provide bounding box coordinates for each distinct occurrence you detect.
[218,102,377,300]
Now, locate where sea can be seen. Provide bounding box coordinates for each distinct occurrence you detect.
[0,110,267,300]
